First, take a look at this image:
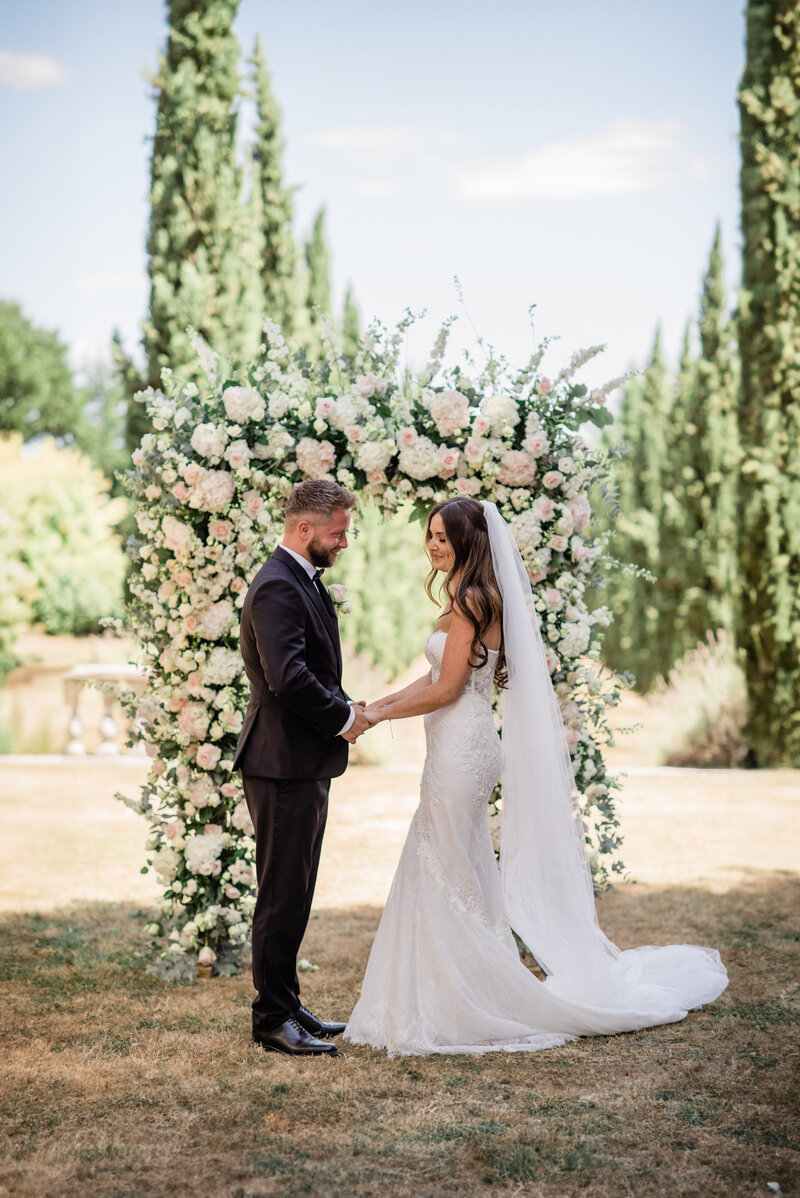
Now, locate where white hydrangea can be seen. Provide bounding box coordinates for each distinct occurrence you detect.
[190,423,228,461]
[203,646,242,686]
[184,829,224,876]
[197,599,234,641]
[398,435,438,480]
[509,510,543,556]
[428,389,471,436]
[222,387,265,423]
[559,620,591,658]
[480,392,520,432]
[153,845,180,886]
[355,439,395,473]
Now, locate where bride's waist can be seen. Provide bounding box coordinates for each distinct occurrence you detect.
[425,692,494,722]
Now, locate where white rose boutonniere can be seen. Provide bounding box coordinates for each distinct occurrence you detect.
[328,583,352,615]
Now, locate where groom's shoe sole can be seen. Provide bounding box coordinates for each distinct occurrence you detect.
[252,1018,338,1057]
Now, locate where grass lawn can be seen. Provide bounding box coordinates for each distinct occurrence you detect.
[0,758,798,1197]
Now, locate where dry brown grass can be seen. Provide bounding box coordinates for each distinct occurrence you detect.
[1,755,799,1197]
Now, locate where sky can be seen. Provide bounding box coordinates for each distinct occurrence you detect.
[1,0,745,391]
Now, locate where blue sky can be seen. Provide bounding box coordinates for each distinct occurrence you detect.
[1,0,744,389]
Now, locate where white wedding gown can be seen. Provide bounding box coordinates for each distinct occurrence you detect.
[344,629,728,1057]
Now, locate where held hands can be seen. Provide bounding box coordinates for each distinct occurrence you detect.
[342,700,371,743]
[341,700,387,742]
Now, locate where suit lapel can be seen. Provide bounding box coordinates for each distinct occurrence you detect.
[272,547,342,675]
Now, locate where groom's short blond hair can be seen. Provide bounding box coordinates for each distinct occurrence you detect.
[284,479,357,525]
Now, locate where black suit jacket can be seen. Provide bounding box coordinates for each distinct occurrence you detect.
[233,546,350,780]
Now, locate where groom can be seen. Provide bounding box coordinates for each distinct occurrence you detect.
[233,479,370,1056]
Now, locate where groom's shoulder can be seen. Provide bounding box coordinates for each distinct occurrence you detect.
[248,549,302,598]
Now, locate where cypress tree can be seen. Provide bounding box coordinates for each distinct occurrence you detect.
[142,0,259,388]
[342,285,360,360]
[600,329,672,690]
[250,35,298,336]
[695,224,739,640]
[659,322,701,669]
[736,0,800,765]
[304,208,333,353]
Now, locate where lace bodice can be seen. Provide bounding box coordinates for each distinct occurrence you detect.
[424,628,498,702]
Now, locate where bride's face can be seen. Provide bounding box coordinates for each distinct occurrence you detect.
[427,513,455,574]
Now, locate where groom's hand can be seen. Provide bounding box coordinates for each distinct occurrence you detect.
[342,704,371,742]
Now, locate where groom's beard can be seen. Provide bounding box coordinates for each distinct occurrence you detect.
[307,536,339,568]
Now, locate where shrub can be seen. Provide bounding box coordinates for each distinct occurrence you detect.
[648,630,748,767]
[0,434,127,644]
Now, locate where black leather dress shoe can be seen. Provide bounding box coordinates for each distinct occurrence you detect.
[252,1017,338,1056]
[293,1004,347,1039]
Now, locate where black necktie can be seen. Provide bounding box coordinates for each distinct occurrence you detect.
[311,569,324,584]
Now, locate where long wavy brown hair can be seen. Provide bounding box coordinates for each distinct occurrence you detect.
[425,498,507,687]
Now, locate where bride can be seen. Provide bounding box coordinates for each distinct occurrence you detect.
[343,497,728,1056]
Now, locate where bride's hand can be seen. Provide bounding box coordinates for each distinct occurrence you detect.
[364,704,385,725]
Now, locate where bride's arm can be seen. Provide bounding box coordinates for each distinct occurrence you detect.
[367,609,474,722]
[369,670,432,709]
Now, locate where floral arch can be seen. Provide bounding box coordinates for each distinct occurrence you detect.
[122,315,628,978]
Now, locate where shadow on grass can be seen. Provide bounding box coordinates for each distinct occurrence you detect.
[0,871,798,1198]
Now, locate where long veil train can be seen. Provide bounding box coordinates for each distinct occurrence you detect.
[484,500,728,1023]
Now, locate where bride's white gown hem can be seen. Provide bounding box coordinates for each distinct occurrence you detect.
[343,628,728,1058]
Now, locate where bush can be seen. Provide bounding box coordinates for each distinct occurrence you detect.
[0,434,127,647]
[648,630,748,767]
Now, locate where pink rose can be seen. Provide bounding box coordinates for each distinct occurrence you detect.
[170,482,190,502]
[528,567,547,585]
[534,497,556,521]
[230,577,245,593]
[209,519,233,542]
[196,744,222,771]
[243,490,263,516]
[542,471,564,490]
[472,415,491,437]
[523,431,549,458]
[346,426,366,443]
[184,462,204,486]
[498,450,536,487]
[145,484,162,501]
[175,570,192,588]
[455,476,480,496]
[397,427,418,448]
[184,615,199,633]
[550,535,568,552]
[566,494,592,532]
[538,377,552,395]
[220,782,239,797]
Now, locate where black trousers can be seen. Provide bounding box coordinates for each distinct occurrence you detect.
[242,773,330,1035]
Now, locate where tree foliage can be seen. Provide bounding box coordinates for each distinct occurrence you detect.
[736,0,800,765]
[0,301,85,445]
[141,0,261,390]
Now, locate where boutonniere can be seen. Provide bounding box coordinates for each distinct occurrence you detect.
[327,583,352,615]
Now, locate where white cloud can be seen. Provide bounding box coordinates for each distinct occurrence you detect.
[454,120,712,201]
[305,123,466,163]
[72,271,148,297]
[0,50,69,90]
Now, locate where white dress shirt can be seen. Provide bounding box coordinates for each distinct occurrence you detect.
[279,543,355,736]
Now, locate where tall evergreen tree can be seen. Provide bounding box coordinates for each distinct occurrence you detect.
[304,208,333,353]
[658,321,701,668]
[600,329,673,690]
[342,285,360,360]
[249,36,298,335]
[695,225,740,641]
[736,0,800,765]
[141,0,260,388]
